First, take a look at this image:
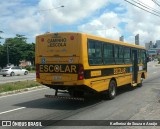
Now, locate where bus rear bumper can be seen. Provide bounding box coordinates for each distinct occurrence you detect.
[44,84,97,94]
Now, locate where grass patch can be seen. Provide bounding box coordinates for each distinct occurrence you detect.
[0,80,41,93]
[28,70,35,73]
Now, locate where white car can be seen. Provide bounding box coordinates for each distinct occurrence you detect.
[1,66,28,77]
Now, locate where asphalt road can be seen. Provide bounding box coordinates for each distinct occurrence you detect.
[0,62,160,129]
[0,73,36,84]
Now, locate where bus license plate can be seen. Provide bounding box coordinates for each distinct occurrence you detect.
[52,82,64,85]
[53,76,62,81]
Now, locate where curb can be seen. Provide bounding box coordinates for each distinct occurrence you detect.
[0,85,46,97]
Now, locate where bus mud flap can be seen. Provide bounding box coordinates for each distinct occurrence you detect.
[45,94,84,101]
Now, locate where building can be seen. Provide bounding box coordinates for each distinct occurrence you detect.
[155,40,160,48]
[147,48,160,57]
[145,41,153,50]
[145,39,160,59]
[19,60,31,67]
[135,34,139,45]
[119,36,124,42]
[145,43,150,50]
[148,49,157,57]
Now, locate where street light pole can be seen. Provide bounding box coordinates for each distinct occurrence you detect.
[99,27,120,38]
[39,5,64,32]
[112,27,124,41]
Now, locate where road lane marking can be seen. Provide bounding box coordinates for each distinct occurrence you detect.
[0,107,26,115]
[149,71,157,75]
[0,87,48,99]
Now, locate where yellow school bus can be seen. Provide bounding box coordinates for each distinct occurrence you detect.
[35,32,147,99]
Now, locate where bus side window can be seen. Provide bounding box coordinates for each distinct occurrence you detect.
[114,45,124,64]
[124,47,131,64]
[88,39,102,65]
[119,46,124,64]
[103,43,115,64]
[88,41,95,58]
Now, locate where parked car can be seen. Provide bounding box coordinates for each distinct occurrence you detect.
[1,66,28,77]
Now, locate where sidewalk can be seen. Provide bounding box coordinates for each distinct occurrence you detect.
[148,61,160,67]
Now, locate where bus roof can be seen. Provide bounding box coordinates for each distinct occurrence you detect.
[84,33,145,49]
[37,32,145,50]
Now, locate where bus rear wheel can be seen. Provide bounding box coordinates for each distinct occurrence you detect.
[107,80,117,100]
[138,78,143,87]
[138,73,145,87]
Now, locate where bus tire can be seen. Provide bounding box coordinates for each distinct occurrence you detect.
[107,80,117,100]
[138,78,143,87]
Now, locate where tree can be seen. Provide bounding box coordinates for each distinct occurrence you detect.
[0,30,3,43]
[0,31,6,67]
[21,43,35,65]
[0,34,35,67]
[0,44,6,67]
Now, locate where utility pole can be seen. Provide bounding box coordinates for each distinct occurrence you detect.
[0,31,10,65]
[4,38,11,65]
[7,43,9,64]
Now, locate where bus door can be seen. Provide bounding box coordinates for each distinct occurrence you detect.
[132,49,138,83]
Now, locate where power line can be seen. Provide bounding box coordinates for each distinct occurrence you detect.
[124,0,160,18]
[126,0,160,15]
[134,0,160,14]
[152,0,160,7]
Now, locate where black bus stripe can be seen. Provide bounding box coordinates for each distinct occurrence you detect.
[84,67,131,79]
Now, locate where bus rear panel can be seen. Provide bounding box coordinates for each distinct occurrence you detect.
[35,32,86,91]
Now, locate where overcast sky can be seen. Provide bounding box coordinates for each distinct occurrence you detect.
[0,0,160,46]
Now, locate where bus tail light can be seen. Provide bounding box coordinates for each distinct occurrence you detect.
[36,64,40,78]
[78,64,84,80]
